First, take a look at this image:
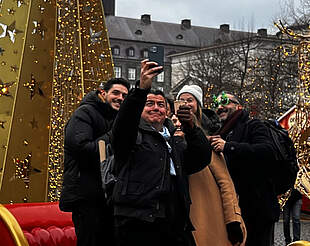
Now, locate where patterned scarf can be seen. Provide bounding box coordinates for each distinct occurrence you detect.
[159,126,176,176]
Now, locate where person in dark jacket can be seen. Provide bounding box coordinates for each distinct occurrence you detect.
[210,92,280,246]
[59,78,130,246]
[283,189,303,245]
[111,60,212,246]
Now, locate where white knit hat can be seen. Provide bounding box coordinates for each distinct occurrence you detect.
[176,85,203,106]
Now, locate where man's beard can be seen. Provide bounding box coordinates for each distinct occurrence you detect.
[218,108,238,123]
[217,108,229,122]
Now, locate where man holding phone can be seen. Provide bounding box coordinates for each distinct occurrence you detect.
[111,60,212,246]
[148,45,164,74]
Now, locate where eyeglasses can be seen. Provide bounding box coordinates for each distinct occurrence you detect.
[211,93,239,108]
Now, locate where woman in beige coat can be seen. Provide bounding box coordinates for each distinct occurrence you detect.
[176,85,246,246]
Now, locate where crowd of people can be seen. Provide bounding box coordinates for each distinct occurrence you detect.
[59,60,302,246]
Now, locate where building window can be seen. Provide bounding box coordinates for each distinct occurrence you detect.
[157,71,164,82]
[142,49,148,58]
[135,30,142,35]
[176,34,183,39]
[114,66,121,78]
[112,46,120,56]
[128,68,136,80]
[128,47,135,57]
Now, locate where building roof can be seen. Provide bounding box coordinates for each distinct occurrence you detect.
[105,15,249,48]
[167,35,286,58]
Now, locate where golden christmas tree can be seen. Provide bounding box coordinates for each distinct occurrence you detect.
[275,21,310,208]
[0,0,113,203]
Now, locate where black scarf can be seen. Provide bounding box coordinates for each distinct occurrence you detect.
[217,109,243,139]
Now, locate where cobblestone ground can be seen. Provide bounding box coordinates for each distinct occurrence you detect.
[274,216,310,246]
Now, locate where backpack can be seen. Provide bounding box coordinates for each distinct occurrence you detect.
[99,140,117,202]
[263,119,298,195]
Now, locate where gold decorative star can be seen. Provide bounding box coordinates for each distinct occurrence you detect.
[32,20,46,40]
[13,152,41,189]
[29,116,38,129]
[29,44,35,51]
[0,47,4,55]
[0,81,13,97]
[23,74,44,99]
[0,120,6,128]
[14,153,32,184]
[13,0,27,8]
[1,21,23,43]
[10,65,18,72]
[7,8,16,15]
[38,5,45,13]
[90,27,102,43]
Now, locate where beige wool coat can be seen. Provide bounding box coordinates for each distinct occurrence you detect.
[189,151,247,246]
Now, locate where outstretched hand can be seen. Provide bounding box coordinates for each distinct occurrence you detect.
[139,59,163,89]
[176,105,195,130]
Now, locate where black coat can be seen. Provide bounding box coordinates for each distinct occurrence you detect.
[111,87,212,228]
[222,110,280,222]
[59,90,118,211]
[201,108,221,135]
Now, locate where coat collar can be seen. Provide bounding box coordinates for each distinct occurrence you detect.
[138,117,176,135]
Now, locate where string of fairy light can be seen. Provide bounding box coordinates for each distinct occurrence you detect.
[201,35,298,118]
[47,0,113,201]
[48,0,84,201]
[274,21,310,208]
[247,39,298,118]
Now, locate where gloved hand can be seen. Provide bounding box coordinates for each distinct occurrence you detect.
[176,105,195,130]
[226,221,243,245]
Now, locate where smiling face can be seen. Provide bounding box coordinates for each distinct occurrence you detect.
[102,84,128,110]
[178,93,198,114]
[141,94,167,130]
[216,93,240,122]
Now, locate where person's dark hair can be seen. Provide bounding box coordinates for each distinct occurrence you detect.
[148,89,166,98]
[148,89,167,106]
[102,78,130,92]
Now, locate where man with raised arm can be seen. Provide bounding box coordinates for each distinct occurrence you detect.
[111,60,212,246]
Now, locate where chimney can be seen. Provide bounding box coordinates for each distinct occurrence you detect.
[220,24,230,33]
[257,28,267,37]
[102,0,115,16]
[181,19,191,30]
[141,14,151,25]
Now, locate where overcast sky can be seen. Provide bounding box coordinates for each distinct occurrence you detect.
[116,0,286,34]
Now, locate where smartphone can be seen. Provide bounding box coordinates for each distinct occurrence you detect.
[174,100,186,112]
[148,45,164,73]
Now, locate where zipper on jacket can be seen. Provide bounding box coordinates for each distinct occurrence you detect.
[156,201,160,210]
[159,151,167,189]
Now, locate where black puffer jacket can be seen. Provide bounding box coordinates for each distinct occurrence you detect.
[59,90,118,212]
[111,87,212,228]
[222,110,280,222]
